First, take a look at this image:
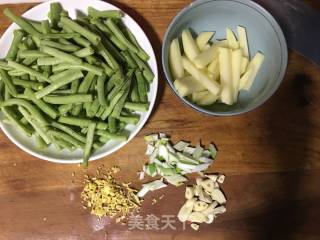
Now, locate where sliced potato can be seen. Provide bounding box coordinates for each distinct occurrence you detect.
[241,52,265,90]
[169,38,184,79]
[196,31,215,50]
[182,29,200,60]
[213,39,228,47]
[239,67,253,90]
[202,44,211,51]
[231,49,242,102]
[192,91,218,106]
[226,28,239,50]
[207,58,219,81]
[237,26,249,58]
[193,44,220,69]
[181,56,220,95]
[174,76,206,97]
[240,56,249,75]
[219,48,233,105]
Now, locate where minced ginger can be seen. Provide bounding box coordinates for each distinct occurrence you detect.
[81,167,140,220]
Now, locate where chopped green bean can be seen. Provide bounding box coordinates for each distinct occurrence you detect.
[0,69,18,97]
[3,8,41,38]
[51,62,103,76]
[6,30,24,60]
[58,104,73,114]
[60,16,100,46]
[12,78,44,90]
[41,40,80,52]
[58,116,108,130]
[41,46,82,64]
[108,117,117,134]
[49,2,62,29]
[37,57,64,66]
[118,114,140,125]
[35,69,83,99]
[135,69,147,102]
[82,123,96,167]
[88,7,122,19]
[95,130,127,141]
[124,102,149,112]
[97,73,107,105]
[19,50,49,58]
[41,20,50,34]
[43,94,92,104]
[49,129,84,149]
[73,47,94,58]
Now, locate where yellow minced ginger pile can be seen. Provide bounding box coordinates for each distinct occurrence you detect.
[81,167,140,220]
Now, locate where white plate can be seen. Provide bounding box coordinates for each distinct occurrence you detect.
[0,0,158,163]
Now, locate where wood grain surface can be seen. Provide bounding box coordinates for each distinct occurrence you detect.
[0,1,320,240]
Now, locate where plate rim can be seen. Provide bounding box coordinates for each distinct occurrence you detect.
[0,0,158,163]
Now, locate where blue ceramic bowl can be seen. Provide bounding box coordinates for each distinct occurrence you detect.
[162,0,288,116]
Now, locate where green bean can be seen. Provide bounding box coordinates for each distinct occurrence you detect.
[95,130,127,141]
[130,78,140,102]
[118,115,140,125]
[35,133,49,149]
[108,117,117,134]
[7,61,50,82]
[79,72,96,93]
[101,62,114,77]
[19,50,49,58]
[88,7,122,19]
[58,104,73,114]
[111,88,129,118]
[6,30,24,60]
[101,79,130,120]
[41,46,82,64]
[24,88,58,119]
[96,43,119,70]
[123,26,149,61]
[58,38,72,45]
[49,2,62,29]
[51,121,86,143]
[129,51,154,83]
[87,98,100,117]
[0,69,18,97]
[121,51,137,68]
[97,73,107,105]
[4,86,11,100]
[51,62,103,76]
[41,20,50,34]
[85,55,99,64]
[40,40,80,52]
[18,106,51,144]
[3,8,41,38]
[40,33,81,39]
[82,123,96,167]
[31,36,41,48]
[0,61,11,71]
[27,20,42,33]
[37,57,64,66]
[70,79,79,93]
[95,106,105,118]
[135,70,147,102]
[0,80,4,101]
[60,17,100,46]
[35,69,83,99]
[0,98,48,126]
[8,69,26,77]
[43,94,92,104]
[1,106,33,136]
[49,130,84,149]
[118,121,126,132]
[73,47,94,58]
[124,102,149,112]
[58,116,108,130]
[105,19,138,53]
[60,10,69,17]
[22,57,37,66]
[90,18,126,51]
[12,78,44,90]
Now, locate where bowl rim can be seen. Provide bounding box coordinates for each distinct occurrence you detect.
[0,0,158,163]
[162,0,288,116]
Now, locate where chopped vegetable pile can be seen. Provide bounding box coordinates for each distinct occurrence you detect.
[81,166,140,220]
[178,174,227,231]
[170,27,264,106]
[137,133,217,197]
[0,3,154,166]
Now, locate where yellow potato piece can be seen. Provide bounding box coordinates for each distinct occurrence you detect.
[192,91,218,106]
[182,56,220,95]
[174,76,206,97]
[226,28,239,50]
[207,58,219,81]
[182,29,200,60]
[237,26,249,58]
[219,48,233,105]
[240,52,265,90]
[231,49,242,102]
[169,38,184,79]
[240,57,249,75]
[196,31,215,50]
[239,67,253,90]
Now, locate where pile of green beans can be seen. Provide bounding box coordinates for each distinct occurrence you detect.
[0,3,154,167]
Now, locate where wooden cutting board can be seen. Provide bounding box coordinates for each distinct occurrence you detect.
[0,1,319,239]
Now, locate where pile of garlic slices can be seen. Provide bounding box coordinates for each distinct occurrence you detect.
[137,133,217,198]
[178,174,227,231]
[170,27,265,106]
